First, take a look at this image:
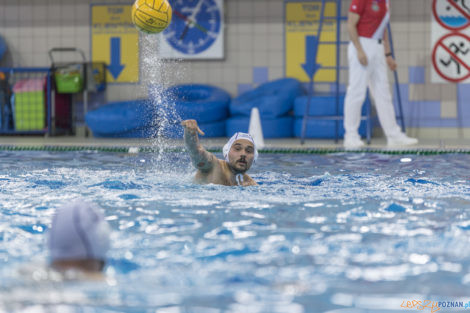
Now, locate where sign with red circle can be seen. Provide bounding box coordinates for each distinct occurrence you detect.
[432,32,470,82]
[432,0,470,31]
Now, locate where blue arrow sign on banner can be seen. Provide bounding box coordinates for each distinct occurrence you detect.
[108,37,125,80]
[301,35,321,80]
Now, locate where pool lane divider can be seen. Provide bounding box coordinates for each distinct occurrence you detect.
[1,145,470,155]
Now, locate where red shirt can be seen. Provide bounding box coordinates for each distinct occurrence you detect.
[349,0,390,39]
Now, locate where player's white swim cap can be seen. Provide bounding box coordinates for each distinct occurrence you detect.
[48,200,110,262]
[223,132,259,163]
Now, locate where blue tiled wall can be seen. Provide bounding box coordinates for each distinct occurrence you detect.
[408,67,426,84]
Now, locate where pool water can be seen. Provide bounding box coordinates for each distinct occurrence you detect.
[1,150,470,313]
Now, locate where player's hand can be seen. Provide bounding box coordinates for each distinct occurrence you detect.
[357,49,368,66]
[181,119,205,136]
[386,55,397,71]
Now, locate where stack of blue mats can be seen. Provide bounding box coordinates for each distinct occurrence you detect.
[85,84,231,139]
[293,92,369,138]
[85,99,158,138]
[158,84,230,139]
[227,78,303,138]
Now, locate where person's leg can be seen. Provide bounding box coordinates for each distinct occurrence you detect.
[367,46,401,137]
[368,46,418,146]
[343,41,369,148]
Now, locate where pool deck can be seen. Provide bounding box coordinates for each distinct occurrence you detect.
[1,136,470,152]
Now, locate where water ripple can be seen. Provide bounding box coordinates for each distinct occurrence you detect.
[1,151,470,311]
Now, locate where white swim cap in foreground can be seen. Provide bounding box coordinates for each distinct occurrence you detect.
[223,132,259,163]
[48,200,110,262]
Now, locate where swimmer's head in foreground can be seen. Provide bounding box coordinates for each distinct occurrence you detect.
[48,200,110,274]
[223,132,258,174]
[181,119,258,186]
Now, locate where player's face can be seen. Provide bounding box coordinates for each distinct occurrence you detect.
[228,139,255,173]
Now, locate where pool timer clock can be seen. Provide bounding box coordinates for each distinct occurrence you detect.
[162,0,223,58]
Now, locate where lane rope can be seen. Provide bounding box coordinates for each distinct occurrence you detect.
[0,145,469,155]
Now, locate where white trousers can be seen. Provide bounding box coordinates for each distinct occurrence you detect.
[343,37,401,138]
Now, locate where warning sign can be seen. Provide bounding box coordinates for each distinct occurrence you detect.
[432,32,470,82]
[432,0,470,31]
[431,0,470,82]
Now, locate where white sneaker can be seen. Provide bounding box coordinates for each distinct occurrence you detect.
[344,134,365,149]
[387,132,418,147]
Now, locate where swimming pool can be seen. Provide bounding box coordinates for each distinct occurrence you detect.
[1,149,470,313]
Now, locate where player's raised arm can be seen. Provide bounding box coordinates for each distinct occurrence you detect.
[181,119,217,172]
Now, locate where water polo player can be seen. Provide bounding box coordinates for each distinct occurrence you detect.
[48,199,111,279]
[181,119,257,186]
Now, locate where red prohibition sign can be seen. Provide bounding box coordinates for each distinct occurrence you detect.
[432,0,470,31]
[432,32,470,83]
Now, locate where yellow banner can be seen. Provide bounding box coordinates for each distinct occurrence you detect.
[91,5,139,83]
[285,1,337,82]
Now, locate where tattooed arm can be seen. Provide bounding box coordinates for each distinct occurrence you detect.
[181,119,217,172]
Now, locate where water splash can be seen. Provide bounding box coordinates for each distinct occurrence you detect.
[140,34,188,172]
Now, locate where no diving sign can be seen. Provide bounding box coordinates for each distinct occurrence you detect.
[433,0,470,31]
[432,32,470,82]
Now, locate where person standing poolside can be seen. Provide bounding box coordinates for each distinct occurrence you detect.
[48,199,111,280]
[181,119,258,186]
[343,0,418,149]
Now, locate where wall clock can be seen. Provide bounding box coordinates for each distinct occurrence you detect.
[160,0,224,59]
